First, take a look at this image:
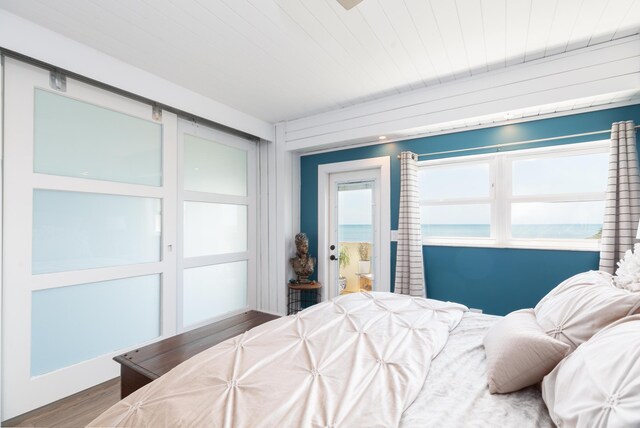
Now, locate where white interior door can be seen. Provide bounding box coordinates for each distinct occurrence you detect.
[328,169,382,299]
[2,59,177,419]
[177,119,257,332]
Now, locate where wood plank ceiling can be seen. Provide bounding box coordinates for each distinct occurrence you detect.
[1,0,639,123]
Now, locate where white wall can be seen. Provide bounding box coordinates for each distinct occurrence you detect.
[256,124,299,315]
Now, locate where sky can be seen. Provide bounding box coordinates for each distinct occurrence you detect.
[338,188,372,225]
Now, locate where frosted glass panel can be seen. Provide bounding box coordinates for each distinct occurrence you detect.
[183,134,247,195]
[184,202,247,258]
[33,190,161,274]
[183,261,247,326]
[31,275,160,376]
[34,89,162,186]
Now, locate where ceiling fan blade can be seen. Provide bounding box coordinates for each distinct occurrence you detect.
[336,0,364,10]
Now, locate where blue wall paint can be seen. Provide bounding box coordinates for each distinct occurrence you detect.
[300,104,640,315]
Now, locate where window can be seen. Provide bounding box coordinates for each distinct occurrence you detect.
[418,141,609,250]
[419,160,494,239]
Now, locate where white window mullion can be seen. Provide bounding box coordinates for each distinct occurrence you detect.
[489,157,498,242]
[497,155,510,246]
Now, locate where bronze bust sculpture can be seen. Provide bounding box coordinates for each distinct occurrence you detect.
[290,233,316,283]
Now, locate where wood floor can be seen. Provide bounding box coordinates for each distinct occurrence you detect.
[2,378,120,428]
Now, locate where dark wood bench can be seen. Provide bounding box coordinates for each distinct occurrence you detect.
[114,310,280,398]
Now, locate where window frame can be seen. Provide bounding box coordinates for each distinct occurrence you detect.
[418,154,497,247]
[418,140,609,251]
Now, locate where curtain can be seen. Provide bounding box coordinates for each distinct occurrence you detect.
[394,151,425,297]
[599,121,640,273]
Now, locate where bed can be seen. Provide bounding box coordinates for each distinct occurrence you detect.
[401,312,553,427]
[89,292,554,427]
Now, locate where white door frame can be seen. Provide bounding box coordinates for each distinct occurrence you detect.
[318,157,390,300]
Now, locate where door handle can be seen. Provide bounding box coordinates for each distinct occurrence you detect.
[329,255,337,261]
[330,244,336,250]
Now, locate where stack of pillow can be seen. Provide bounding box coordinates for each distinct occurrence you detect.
[483,245,640,427]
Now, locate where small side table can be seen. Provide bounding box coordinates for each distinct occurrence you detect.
[287,281,322,315]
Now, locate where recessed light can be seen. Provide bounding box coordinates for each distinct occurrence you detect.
[378,135,387,140]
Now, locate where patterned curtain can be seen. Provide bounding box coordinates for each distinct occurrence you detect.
[394,151,425,297]
[599,121,640,273]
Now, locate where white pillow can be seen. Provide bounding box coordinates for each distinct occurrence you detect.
[483,309,570,394]
[542,315,640,428]
[535,271,640,351]
[614,243,640,291]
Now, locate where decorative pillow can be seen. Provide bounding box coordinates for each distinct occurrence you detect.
[535,271,640,352]
[614,243,640,291]
[542,315,640,428]
[483,309,570,394]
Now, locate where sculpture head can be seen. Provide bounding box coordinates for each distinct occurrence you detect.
[295,233,309,255]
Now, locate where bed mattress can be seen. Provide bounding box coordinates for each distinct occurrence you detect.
[401,311,555,428]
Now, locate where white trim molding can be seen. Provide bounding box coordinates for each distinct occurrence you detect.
[317,157,391,299]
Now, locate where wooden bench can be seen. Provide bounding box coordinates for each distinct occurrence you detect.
[114,310,280,398]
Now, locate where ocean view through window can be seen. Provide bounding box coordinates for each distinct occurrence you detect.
[343,224,602,241]
[417,141,609,250]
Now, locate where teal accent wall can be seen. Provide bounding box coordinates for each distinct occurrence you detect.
[300,104,640,316]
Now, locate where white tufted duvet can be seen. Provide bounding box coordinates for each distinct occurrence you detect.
[90,292,466,427]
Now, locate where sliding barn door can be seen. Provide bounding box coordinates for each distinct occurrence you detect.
[176,119,257,332]
[2,59,178,419]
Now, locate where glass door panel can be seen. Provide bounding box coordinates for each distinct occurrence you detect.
[32,190,162,274]
[31,275,161,376]
[337,182,374,295]
[183,201,247,258]
[183,133,247,195]
[179,119,256,330]
[34,89,163,186]
[183,262,248,326]
[327,169,381,299]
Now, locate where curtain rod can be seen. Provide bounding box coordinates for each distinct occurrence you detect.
[396,125,640,159]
